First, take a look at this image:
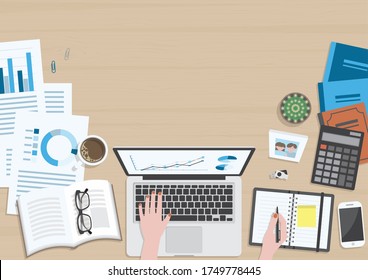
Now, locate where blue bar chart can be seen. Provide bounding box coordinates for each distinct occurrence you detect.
[0,68,4,93]
[0,52,34,94]
[0,40,44,136]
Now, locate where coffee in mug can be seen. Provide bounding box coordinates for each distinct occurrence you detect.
[78,135,108,166]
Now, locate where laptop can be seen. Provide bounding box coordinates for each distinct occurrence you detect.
[113,147,255,256]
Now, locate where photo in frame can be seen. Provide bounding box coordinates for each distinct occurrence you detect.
[269,129,308,162]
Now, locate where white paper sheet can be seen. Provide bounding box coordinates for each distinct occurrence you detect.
[1,83,73,188]
[43,83,72,114]
[0,147,13,187]
[0,40,45,189]
[7,112,89,214]
[0,40,45,136]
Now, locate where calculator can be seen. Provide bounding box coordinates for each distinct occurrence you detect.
[311,125,364,190]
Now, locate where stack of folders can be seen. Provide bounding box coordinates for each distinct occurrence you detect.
[318,42,368,165]
[318,42,368,112]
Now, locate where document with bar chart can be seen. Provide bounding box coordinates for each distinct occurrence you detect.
[7,112,89,215]
[0,40,45,137]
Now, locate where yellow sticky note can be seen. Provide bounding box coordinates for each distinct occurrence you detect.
[297,205,316,228]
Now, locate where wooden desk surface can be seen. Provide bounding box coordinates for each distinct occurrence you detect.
[0,0,367,260]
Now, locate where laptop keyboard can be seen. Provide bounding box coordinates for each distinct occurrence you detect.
[134,184,234,222]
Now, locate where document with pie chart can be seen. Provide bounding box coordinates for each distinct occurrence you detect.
[7,112,89,215]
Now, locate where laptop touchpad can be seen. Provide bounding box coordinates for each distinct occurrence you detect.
[166,227,202,254]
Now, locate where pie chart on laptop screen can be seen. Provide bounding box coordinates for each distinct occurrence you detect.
[216,155,237,171]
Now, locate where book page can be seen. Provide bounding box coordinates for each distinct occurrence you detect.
[318,197,332,250]
[17,187,73,256]
[65,180,121,245]
[251,190,292,245]
[291,194,332,250]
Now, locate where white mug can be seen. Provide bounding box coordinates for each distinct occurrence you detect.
[77,135,108,167]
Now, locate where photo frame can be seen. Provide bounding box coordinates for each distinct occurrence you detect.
[269,129,308,162]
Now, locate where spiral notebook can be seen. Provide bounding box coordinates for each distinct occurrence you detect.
[249,188,334,252]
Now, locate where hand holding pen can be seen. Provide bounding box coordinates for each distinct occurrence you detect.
[259,211,287,260]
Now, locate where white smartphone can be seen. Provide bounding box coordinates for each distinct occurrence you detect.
[338,201,365,248]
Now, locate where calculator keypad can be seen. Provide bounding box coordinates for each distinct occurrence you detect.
[312,143,359,189]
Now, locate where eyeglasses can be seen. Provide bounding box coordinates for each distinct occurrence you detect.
[75,188,92,234]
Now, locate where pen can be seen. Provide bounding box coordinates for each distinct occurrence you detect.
[275,206,280,243]
[51,60,56,73]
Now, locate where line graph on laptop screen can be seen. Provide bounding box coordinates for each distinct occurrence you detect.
[117,149,253,175]
[130,155,206,172]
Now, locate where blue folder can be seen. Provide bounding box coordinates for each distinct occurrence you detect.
[324,42,368,82]
[318,78,368,112]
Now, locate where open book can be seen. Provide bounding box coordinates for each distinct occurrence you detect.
[249,187,334,252]
[18,180,121,256]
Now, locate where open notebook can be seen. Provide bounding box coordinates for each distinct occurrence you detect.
[249,188,334,252]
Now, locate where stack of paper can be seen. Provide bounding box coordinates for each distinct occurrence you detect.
[0,40,89,214]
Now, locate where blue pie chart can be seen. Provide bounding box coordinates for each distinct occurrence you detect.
[41,129,78,166]
[218,155,237,162]
[216,155,237,171]
[216,164,229,171]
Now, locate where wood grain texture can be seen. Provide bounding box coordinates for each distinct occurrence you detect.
[0,0,367,259]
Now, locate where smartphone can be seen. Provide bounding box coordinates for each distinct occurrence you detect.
[338,201,365,248]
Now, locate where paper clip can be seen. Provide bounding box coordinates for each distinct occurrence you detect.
[51,60,56,73]
[64,48,70,60]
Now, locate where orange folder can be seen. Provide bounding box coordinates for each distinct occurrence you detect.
[318,102,368,164]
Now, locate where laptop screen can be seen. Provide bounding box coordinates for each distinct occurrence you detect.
[113,147,255,176]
